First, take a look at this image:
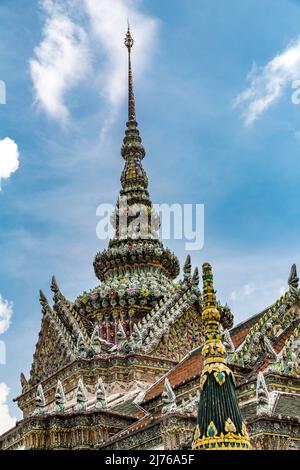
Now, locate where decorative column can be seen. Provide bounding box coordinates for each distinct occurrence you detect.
[192,263,251,450]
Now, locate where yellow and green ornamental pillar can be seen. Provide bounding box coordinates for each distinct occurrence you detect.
[192,263,251,450]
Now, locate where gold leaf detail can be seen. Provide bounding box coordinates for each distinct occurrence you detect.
[225,417,236,434]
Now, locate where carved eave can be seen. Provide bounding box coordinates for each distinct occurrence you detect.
[0,409,138,450]
[51,276,91,342]
[15,352,176,421]
[256,318,300,376]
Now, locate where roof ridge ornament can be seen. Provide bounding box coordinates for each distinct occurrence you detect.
[191,266,199,286]
[183,255,192,279]
[50,275,59,294]
[91,324,102,354]
[95,377,107,410]
[34,384,46,415]
[20,372,29,393]
[256,372,270,416]
[161,378,177,414]
[55,380,66,413]
[39,289,50,315]
[76,377,87,411]
[288,263,299,289]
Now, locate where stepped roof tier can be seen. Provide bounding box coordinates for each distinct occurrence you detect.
[88,25,181,328]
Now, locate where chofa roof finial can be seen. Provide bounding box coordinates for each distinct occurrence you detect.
[288,263,299,289]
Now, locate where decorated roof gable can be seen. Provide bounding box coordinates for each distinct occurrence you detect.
[232,280,300,368]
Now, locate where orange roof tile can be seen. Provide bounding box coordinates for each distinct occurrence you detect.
[231,326,250,348]
[143,347,203,402]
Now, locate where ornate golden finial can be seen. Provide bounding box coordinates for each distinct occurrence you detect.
[201,263,224,365]
[124,24,136,121]
[125,22,134,50]
[192,263,251,450]
[202,262,217,310]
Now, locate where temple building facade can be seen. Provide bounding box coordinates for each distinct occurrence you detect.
[1,29,300,451]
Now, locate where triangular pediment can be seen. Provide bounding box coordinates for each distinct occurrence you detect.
[29,315,75,385]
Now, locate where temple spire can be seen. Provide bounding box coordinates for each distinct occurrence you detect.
[125,24,136,122]
[93,27,180,282]
[192,263,250,450]
[121,25,146,182]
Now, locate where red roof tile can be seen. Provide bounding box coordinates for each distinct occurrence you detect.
[143,347,203,402]
[231,326,250,348]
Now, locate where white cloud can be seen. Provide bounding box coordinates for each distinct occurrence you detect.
[30,0,91,123]
[0,294,13,335]
[229,284,255,302]
[230,291,237,301]
[234,36,300,126]
[0,383,16,435]
[243,283,255,296]
[0,138,20,189]
[205,248,292,324]
[30,0,158,131]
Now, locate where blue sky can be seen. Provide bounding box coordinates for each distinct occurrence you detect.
[2,0,300,428]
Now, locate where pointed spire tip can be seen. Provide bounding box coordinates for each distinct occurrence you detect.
[125,24,134,50]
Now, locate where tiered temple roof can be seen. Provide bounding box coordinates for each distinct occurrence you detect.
[1,28,300,451]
